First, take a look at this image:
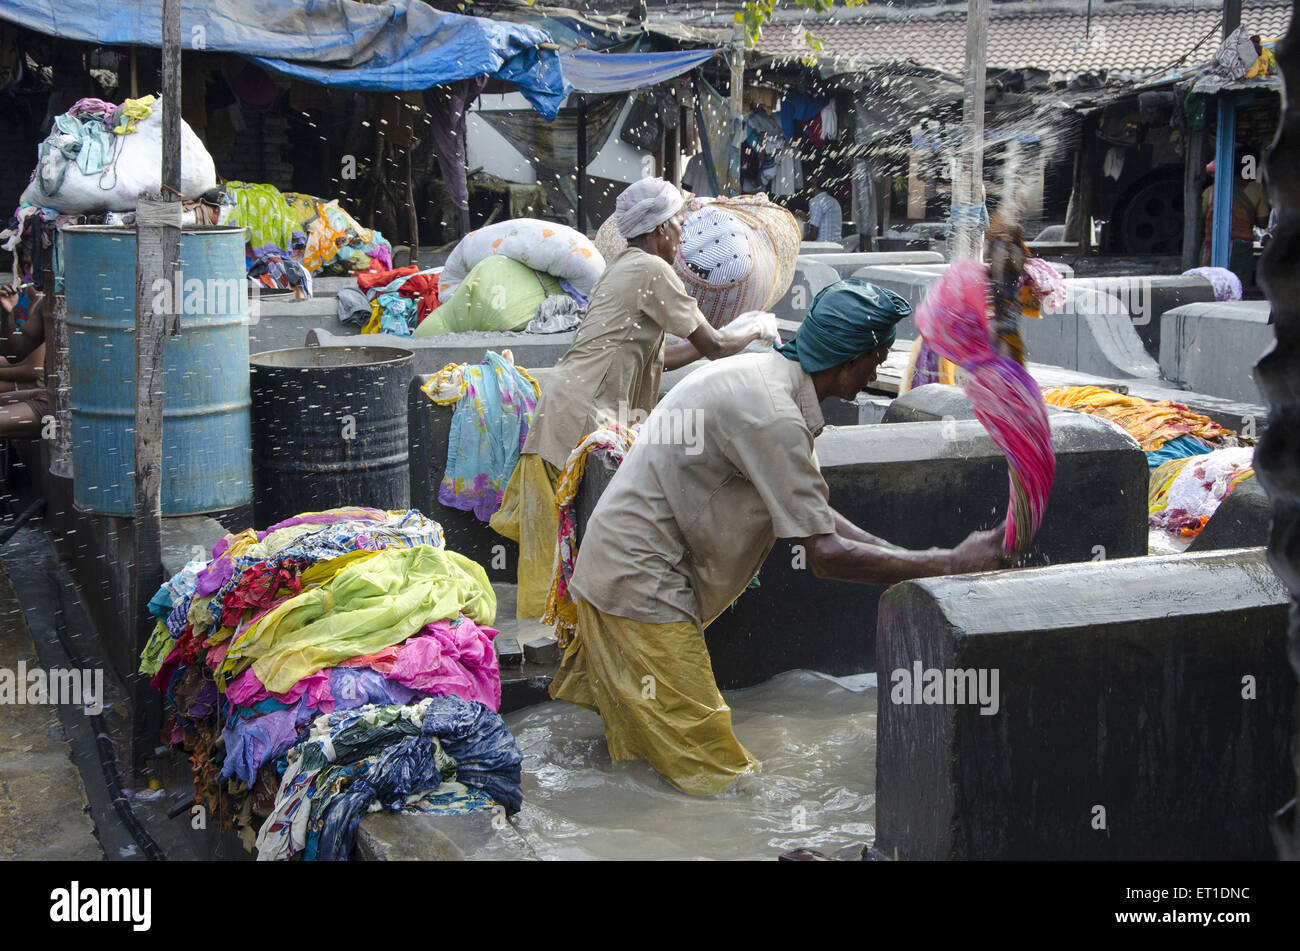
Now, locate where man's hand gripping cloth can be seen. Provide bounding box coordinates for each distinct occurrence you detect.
[914,260,1056,552]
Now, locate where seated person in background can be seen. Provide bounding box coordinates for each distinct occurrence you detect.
[0,262,49,439]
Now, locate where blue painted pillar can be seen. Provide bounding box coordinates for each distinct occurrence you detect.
[1211,94,1239,268]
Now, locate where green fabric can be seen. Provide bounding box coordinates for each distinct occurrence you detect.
[414,254,562,337]
[225,181,300,252]
[138,621,174,677]
[776,278,912,373]
[218,544,497,693]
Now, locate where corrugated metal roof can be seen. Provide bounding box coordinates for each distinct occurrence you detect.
[758,2,1293,80]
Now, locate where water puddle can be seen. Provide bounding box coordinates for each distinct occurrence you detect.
[503,670,877,860]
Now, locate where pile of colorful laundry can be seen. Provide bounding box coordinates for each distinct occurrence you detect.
[139,506,522,860]
[1042,386,1255,542]
[223,183,392,298]
[1042,386,1246,468]
[1149,447,1256,539]
[337,264,441,337]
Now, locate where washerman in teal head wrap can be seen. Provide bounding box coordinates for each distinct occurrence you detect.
[776,279,913,373]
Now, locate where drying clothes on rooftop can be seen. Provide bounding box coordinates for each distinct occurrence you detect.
[915,261,1056,551]
[544,424,638,645]
[414,255,562,337]
[1149,447,1255,538]
[422,351,541,522]
[1042,385,1237,452]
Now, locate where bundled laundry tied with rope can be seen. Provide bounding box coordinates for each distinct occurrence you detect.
[914,260,1057,552]
[20,96,216,213]
[595,193,801,328]
[438,219,604,303]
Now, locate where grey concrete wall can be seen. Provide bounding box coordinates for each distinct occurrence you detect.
[1187,477,1271,553]
[575,412,1148,686]
[1070,275,1216,359]
[798,251,945,280]
[249,294,349,354]
[770,260,840,324]
[875,548,1294,860]
[308,328,575,378]
[1159,301,1273,404]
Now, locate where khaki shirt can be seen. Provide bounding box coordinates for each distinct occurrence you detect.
[569,351,837,626]
[523,247,704,469]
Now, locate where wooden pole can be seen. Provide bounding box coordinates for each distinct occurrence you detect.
[576,95,588,234]
[130,0,181,776]
[1182,125,1206,270]
[729,23,745,196]
[954,0,990,261]
[406,147,419,270]
[1224,0,1242,39]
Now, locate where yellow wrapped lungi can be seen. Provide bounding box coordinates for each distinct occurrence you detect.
[489,453,560,619]
[549,598,760,796]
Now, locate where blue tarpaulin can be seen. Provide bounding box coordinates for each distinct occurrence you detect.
[559,48,717,94]
[0,0,571,119]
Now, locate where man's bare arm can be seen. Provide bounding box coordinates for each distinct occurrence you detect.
[800,526,1011,586]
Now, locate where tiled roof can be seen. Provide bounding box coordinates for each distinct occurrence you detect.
[758,2,1294,80]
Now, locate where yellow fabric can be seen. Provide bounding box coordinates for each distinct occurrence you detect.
[542,443,592,641]
[1043,385,1231,452]
[489,454,559,620]
[216,545,496,693]
[297,548,381,590]
[361,299,385,335]
[1149,457,1194,513]
[114,94,156,134]
[900,337,958,394]
[549,599,761,796]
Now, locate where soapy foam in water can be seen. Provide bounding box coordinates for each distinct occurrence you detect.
[501,670,877,861]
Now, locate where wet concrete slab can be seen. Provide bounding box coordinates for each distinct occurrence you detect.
[0,562,101,861]
[875,547,1294,860]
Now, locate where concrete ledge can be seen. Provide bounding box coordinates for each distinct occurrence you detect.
[875,548,1293,860]
[1187,477,1271,553]
[308,328,574,378]
[1160,301,1272,404]
[1070,275,1216,358]
[771,260,840,323]
[576,412,1148,685]
[356,808,534,860]
[799,251,945,280]
[882,383,1068,424]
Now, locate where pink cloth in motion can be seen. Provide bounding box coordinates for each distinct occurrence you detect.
[915,260,1057,551]
[1019,258,1067,312]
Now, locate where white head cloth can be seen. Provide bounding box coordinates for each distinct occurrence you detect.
[615,177,685,239]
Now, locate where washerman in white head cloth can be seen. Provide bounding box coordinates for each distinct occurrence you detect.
[615,177,685,239]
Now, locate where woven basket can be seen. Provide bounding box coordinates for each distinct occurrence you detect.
[594,194,801,328]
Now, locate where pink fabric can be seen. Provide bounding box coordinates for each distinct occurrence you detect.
[255,507,389,541]
[1019,258,1067,312]
[386,617,501,711]
[225,667,330,708]
[915,260,1057,551]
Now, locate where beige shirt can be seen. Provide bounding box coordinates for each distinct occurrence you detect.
[522,247,704,469]
[570,351,837,626]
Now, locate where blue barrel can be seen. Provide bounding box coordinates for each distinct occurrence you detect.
[63,225,252,516]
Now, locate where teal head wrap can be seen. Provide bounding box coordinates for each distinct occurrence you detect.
[776,279,912,373]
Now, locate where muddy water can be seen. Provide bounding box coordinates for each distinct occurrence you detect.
[502,670,877,861]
